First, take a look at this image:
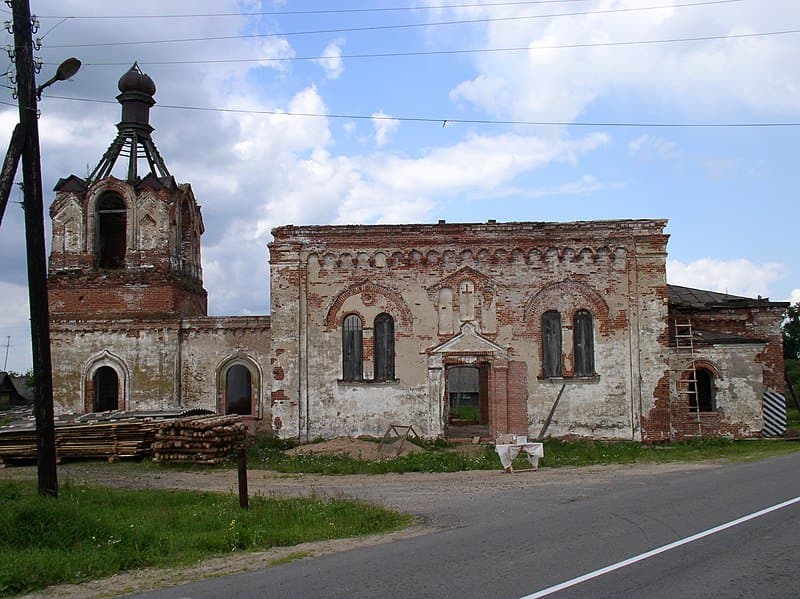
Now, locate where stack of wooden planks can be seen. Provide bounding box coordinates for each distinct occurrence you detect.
[152,414,247,464]
[0,418,158,465]
[56,420,157,460]
[0,428,36,464]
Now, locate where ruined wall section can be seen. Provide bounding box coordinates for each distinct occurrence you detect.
[49,175,207,320]
[632,234,671,441]
[271,220,669,441]
[668,344,765,438]
[268,240,303,437]
[51,315,271,420]
[179,316,271,424]
[51,319,180,414]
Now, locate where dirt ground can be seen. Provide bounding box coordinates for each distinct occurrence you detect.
[285,436,423,459]
[0,453,712,599]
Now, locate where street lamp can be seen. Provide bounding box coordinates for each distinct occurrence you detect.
[37,57,80,99]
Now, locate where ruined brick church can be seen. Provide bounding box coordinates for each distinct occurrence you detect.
[47,66,787,442]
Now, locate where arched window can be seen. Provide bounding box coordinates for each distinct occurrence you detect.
[96,193,126,268]
[93,366,119,411]
[573,309,595,376]
[541,310,562,378]
[225,365,252,415]
[690,368,716,412]
[374,313,395,381]
[342,314,363,381]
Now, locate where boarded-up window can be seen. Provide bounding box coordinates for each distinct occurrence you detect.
[96,193,126,268]
[374,313,395,381]
[573,309,595,376]
[93,366,119,411]
[226,365,252,415]
[690,368,715,412]
[342,314,363,381]
[541,310,562,378]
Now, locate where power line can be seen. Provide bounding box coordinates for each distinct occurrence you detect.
[34,0,598,20]
[39,93,800,128]
[67,28,800,68]
[43,0,745,48]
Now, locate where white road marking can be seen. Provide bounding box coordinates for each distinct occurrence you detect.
[521,495,800,599]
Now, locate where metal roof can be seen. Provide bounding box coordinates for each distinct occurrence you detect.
[668,284,788,310]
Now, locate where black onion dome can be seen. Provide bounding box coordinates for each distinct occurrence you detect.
[118,63,156,95]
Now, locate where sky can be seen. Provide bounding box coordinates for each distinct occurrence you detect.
[1,0,799,373]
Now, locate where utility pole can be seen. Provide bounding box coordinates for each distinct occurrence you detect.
[10,0,57,497]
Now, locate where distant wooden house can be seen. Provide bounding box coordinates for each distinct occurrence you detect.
[0,372,33,408]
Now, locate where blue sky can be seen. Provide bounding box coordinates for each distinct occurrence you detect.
[1,0,798,373]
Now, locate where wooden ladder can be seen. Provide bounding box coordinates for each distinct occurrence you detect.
[674,320,701,437]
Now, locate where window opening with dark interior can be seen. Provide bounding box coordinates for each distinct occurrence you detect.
[689,368,715,412]
[96,193,126,268]
[541,310,562,377]
[225,364,252,415]
[447,365,488,424]
[573,309,595,376]
[93,366,119,412]
[342,314,363,381]
[374,313,395,381]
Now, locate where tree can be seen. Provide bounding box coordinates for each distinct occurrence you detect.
[784,303,800,360]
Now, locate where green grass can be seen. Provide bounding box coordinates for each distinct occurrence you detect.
[786,407,800,430]
[0,481,409,597]
[249,435,800,475]
[450,406,480,421]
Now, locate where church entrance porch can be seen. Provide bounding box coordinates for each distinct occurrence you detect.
[428,322,528,441]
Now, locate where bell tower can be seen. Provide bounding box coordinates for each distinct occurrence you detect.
[48,64,207,319]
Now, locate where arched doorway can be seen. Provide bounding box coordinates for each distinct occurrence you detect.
[93,366,119,411]
[225,364,252,415]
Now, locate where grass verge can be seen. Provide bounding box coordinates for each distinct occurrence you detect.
[250,435,800,475]
[0,480,409,597]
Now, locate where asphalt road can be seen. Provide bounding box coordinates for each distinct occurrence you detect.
[131,452,800,599]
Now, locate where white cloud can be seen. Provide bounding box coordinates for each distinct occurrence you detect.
[667,258,788,299]
[0,282,31,374]
[371,111,400,147]
[315,38,345,80]
[791,289,800,305]
[628,135,679,161]
[437,1,800,122]
[256,37,296,72]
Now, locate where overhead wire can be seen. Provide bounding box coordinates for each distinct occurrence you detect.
[43,0,746,48]
[65,28,800,67]
[33,0,607,20]
[38,93,800,128]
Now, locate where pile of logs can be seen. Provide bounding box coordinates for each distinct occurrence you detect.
[152,414,247,464]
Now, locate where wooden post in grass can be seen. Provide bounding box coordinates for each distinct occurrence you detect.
[237,446,248,509]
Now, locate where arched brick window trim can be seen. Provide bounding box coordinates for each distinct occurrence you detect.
[216,353,261,417]
[81,350,130,413]
[573,309,595,376]
[95,192,127,268]
[324,281,412,331]
[691,367,716,412]
[541,310,562,378]
[374,313,395,381]
[524,279,610,334]
[85,179,137,256]
[342,313,364,381]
